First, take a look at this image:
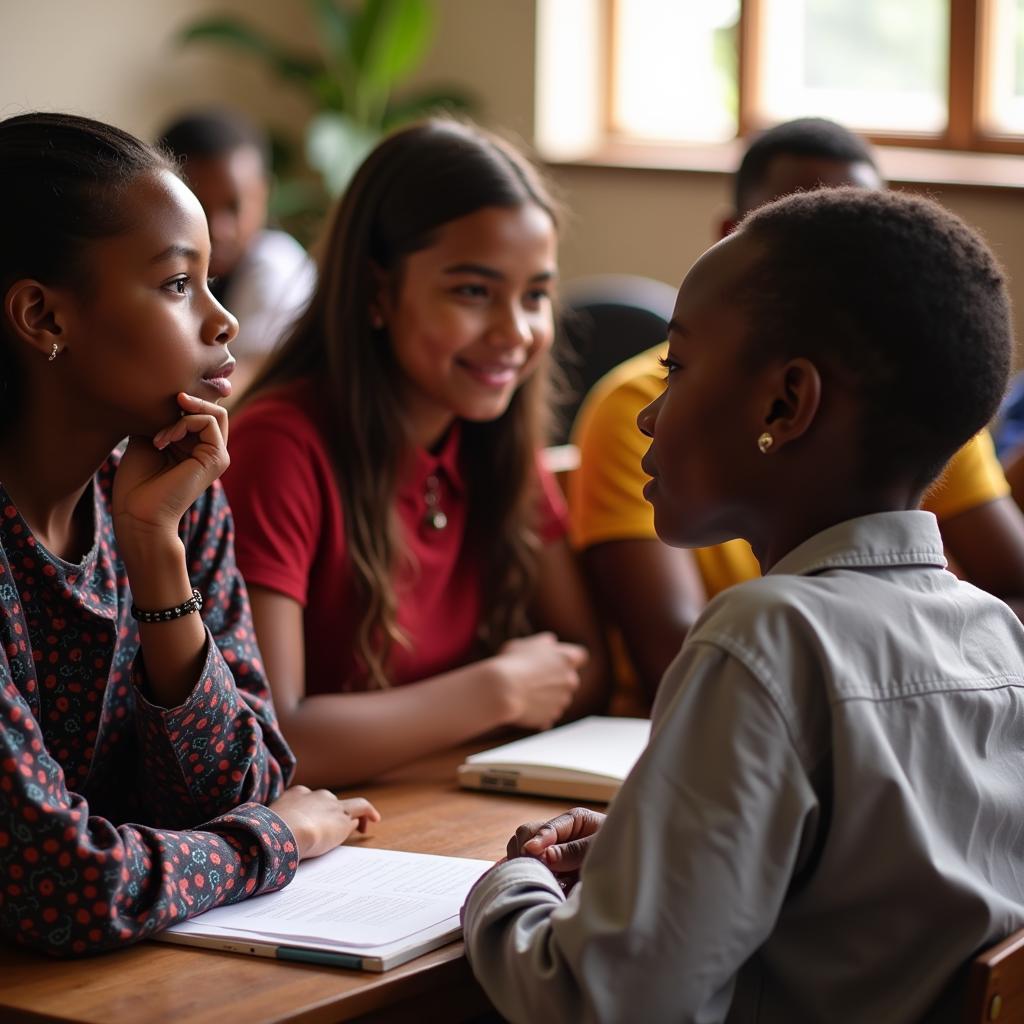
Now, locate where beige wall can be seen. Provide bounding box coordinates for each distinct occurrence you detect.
[4,0,1024,354]
[0,0,311,141]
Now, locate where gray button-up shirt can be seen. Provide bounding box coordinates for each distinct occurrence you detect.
[463,511,1024,1023]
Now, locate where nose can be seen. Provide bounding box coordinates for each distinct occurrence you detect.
[205,292,239,347]
[488,301,534,350]
[637,391,662,438]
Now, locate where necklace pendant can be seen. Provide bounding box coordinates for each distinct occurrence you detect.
[423,474,448,531]
[425,508,448,531]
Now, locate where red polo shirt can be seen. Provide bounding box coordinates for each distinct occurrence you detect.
[223,380,567,694]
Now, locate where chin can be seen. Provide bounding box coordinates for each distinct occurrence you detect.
[459,398,516,423]
[653,508,709,550]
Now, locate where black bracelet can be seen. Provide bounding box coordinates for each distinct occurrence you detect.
[131,588,203,623]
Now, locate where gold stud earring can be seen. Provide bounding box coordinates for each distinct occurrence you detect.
[757,431,774,454]
[47,343,59,362]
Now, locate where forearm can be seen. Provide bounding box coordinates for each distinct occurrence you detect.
[463,859,587,1023]
[122,535,207,709]
[583,540,706,706]
[6,803,296,957]
[280,660,514,787]
[1,681,296,955]
[132,640,291,823]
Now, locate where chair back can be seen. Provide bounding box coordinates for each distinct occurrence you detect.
[552,274,676,444]
[963,925,1024,1023]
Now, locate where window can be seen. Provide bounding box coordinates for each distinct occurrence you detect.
[535,0,1024,158]
[981,0,1024,136]
[611,0,740,143]
[751,0,949,135]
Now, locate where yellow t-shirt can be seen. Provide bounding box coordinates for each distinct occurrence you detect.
[569,344,1010,598]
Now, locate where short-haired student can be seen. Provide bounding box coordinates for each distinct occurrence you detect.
[0,113,376,956]
[572,117,1024,710]
[463,189,1024,1022]
[223,119,610,787]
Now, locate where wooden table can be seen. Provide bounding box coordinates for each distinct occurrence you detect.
[0,745,580,1024]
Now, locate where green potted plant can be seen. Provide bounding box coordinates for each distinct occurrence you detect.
[178,0,472,224]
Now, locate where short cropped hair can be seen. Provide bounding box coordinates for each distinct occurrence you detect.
[737,188,1011,491]
[735,117,880,214]
[157,108,270,173]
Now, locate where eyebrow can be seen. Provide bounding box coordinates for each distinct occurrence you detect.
[666,318,688,337]
[149,244,202,265]
[442,262,556,283]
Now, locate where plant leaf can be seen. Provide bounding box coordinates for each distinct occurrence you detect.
[352,0,433,96]
[270,176,329,221]
[383,86,475,128]
[177,17,323,86]
[305,111,381,196]
[308,0,353,66]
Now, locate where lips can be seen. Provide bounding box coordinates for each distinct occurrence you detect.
[201,359,235,399]
[456,358,525,389]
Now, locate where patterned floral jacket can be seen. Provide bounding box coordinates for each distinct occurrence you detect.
[0,458,297,956]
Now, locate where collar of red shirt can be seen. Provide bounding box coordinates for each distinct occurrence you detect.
[404,420,465,497]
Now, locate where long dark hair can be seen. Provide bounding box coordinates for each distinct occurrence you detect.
[242,118,559,688]
[0,112,172,421]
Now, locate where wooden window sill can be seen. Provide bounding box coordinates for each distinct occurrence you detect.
[547,140,1024,192]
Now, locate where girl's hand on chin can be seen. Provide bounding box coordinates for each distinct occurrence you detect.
[112,393,230,547]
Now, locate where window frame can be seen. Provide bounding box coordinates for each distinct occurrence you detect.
[603,0,1024,156]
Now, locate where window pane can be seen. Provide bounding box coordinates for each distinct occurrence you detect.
[757,0,949,134]
[611,0,739,143]
[980,0,1024,136]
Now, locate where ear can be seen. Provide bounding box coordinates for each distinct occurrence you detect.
[4,279,71,360]
[759,357,822,452]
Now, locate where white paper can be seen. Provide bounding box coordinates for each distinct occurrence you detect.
[167,846,492,949]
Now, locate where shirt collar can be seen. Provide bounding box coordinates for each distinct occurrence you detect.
[767,510,948,578]
[405,420,465,496]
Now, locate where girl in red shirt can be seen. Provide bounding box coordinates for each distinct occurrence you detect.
[0,112,377,956]
[224,119,611,786]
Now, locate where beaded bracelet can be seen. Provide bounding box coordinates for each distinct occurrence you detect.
[131,588,203,623]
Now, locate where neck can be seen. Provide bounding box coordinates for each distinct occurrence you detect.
[400,396,457,452]
[0,398,123,558]
[746,479,922,574]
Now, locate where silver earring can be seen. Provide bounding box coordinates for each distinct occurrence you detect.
[47,343,59,362]
[757,431,774,454]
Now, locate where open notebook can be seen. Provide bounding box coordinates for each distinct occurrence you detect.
[156,846,492,972]
[458,715,651,802]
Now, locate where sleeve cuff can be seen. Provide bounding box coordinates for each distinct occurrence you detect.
[133,626,240,719]
[208,802,300,896]
[462,857,564,939]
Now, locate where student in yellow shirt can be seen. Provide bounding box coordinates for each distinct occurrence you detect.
[570,118,1024,707]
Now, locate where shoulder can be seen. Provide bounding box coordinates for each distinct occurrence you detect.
[232,381,326,453]
[677,574,853,761]
[226,382,336,499]
[687,574,826,671]
[923,429,1009,520]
